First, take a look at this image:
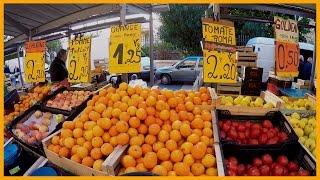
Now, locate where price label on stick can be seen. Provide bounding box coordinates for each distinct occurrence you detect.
[67,36,91,83]
[24,52,46,83]
[109,23,141,73]
[203,50,237,83]
[275,41,300,77]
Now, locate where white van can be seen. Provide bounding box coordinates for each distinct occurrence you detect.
[246,37,314,82]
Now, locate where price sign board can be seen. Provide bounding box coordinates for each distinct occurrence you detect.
[67,36,91,83]
[109,23,141,73]
[24,40,46,83]
[202,19,237,83]
[274,16,299,77]
[203,50,237,83]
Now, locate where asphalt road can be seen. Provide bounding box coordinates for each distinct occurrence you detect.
[153,80,194,91]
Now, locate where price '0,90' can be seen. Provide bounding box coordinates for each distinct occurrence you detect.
[206,53,237,80]
[26,59,44,81]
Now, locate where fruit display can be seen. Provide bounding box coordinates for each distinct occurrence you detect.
[12,110,65,144]
[281,96,315,110]
[219,95,274,108]
[218,119,289,145]
[46,85,217,176]
[4,85,51,126]
[286,112,316,157]
[46,90,92,111]
[224,154,311,176]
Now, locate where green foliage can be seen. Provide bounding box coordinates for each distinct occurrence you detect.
[159,5,207,56]
[46,40,62,53]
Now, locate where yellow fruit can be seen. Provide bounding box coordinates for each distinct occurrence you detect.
[187,133,200,144]
[101,143,113,156]
[165,140,178,152]
[158,130,170,142]
[122,155,136,168]
[191,163,205,176]
[170,150,184,163]
[170,130,182,142]
[180,123,192,137]
[84,130,93,141]
[77,146,89,158]
[64,137,75,149]
[93,159,104,171]
[202,154,216,168]
[181,142,193,154]
[206,167,218,176]
[73,128,83,138]
[92,137,104,148]
[97,118,112,130]
[183,154,195,166]
[173,162,190,176]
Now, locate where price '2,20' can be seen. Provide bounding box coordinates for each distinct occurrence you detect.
[206,53,236,80]
[26,59,44,81]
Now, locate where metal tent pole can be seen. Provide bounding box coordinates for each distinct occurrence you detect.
[120,4,128,83]
[17,44,24,88]
[149,8,154,86]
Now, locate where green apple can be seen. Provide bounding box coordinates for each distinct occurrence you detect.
[55,114,64,123]
[305,138,316,151]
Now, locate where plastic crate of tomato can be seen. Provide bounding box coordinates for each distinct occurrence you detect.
[213,110,298,147]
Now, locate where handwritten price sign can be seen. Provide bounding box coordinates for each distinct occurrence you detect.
[109,23,141,73]
[67,36,91,83]
[24,40,46,83]
[203,50,237,83]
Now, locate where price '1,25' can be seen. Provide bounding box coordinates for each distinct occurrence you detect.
[113,40,141,65]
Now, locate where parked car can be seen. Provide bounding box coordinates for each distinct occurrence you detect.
[127,56,156,80]
[155,56,203,85]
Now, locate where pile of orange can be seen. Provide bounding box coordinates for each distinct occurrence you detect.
[4,85,51,126]
[47,83,217,176]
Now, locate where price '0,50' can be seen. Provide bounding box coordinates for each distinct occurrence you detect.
[276,43,299,70]
[26,59,44,80]
[206,54,236,80]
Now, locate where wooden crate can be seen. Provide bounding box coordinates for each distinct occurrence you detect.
[216,82,242,96]
[215,91,281,116]
[42,130,127,176]
[237,51,257,67]
[236,46,253,52]
[278,93,316,114]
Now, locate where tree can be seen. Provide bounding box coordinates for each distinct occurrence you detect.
[46,39,62,53]
[159,5,207,56]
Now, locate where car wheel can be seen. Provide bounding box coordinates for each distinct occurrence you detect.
[161,74,171,85]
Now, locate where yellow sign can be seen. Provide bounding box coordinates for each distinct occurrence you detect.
[67,36,91,83]
[109,23,141,73]
[203,50,237,83]
[202,21,236,46]
[24,52,45,83]
[274,16,299,44]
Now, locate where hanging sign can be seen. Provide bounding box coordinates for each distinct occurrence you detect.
[24,40,46,83]
[67,35,91,83]
[109,23,141,73]
[202,19,237,83]
[274,16,300,77]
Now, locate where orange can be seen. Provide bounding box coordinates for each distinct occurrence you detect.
[129,117,140,128]
[119,112,130,122]
[111,108,121,118]
[119,82,128,91]
[183,154,195,166]
[136,163,147,172]
[101,143,113,156]
[146,106,156,116]
[176,103,186,112]
[187,133,200,144]
[110,117,118,125]
[155,118,164,126]
[191,142,207,160]
[170,150,184,163]
[193,129,203,137]
[87,100,95,106]
[191,118,204,129]
[145,135,157,145]
[157,148,170,161]
[173,162,190,176]
[83,141,93,152]
[77,146,89,158]
[127,128,138,138]
[84,130,94,141]
[84,121,96,130]
[82,156,94,167]
[167,97,178,108]
[136,108,147,120]
[161,161,173,172]
[159,110,170,121]
[158,130,170,142]
[52,145,61,154]
[181,142,193,154]
[61,129,73,138]
[170,111,179,122]
[191,163,205,176]
[98,88,108,96]
[64,137,75,149]
[51,136,60,145]
[201,110,212,121]
[77,137,86,146]
[136,158,144,164]
[145,116,156,126]
[180,123,192,137]
[202,154,216,168]
[92,125,104,137]
[148,124,161,135]
[63,121,75,130]
[122,155,136,168]
[94,103,106,114]
[168,171,177,176]
[90,148,103,160]
[97,118,112,130]
[125,167,138,173]
[138,102,147,109]
[80,113,89,122]
[119,102,129,112]
[146,96,156,106]
[141,144,153,155]
[178,111,188,121]
[121,96,130,104]
[199,87,208,94]
[118,90,128,98]
[185,102,195,112]
[89,111,101,122]
[48,144,55,152]
[202,128,213,138]
[152,165,168,176]
[74,120,84,129]
[102,108,112,118]
[128,145,142,158]
[206,167,218,176]
[156,100,167,111]
[58,147,70,158]
[127,106,137,116]
[73,128,83,138]
[207,147,213,154]
[71,154,82,163]
[170,130,182,142]
[115,121,129,133]
[186,112,195,122]
[109,125,119,136]
[93,159,104,171]
[200,93,210,102]
[92,137,104,148]
[130,136,144,146]
[153,142,165,152]
[204,121,212,128]
[110,93,121,103]
[110,136,117,146]
[138,124,148,135]
[117,133,129,145]
[165,140,178,152]
[127,86,135,96]
[172,120,182,130]
[143,152,157,169]
[200,136,210,146]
